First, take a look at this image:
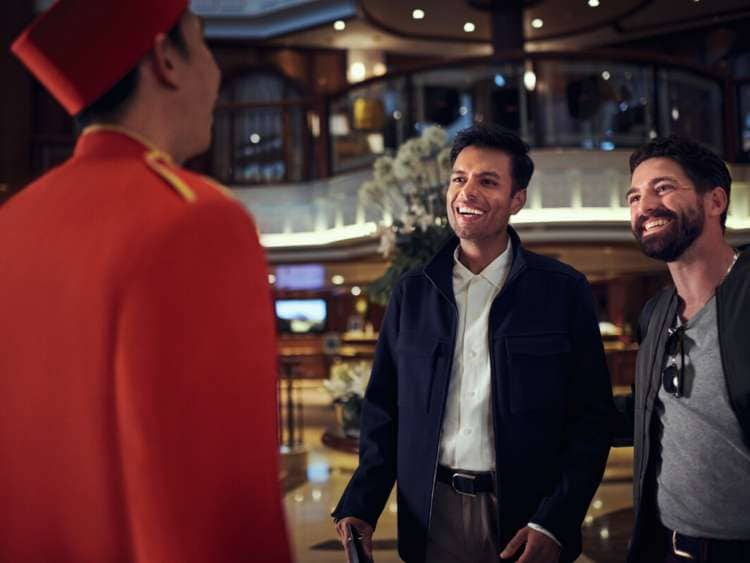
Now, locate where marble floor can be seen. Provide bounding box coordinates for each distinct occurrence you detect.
[283,384,634,563]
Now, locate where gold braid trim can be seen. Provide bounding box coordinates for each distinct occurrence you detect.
[144,151,196,202]
[82,124,195,203]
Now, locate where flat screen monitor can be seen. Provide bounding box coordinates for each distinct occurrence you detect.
[275,298,327,334]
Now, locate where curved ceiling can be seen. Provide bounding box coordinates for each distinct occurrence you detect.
[263,0,750,54]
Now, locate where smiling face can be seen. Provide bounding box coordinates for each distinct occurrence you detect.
[447,145,526,252]
[627,157,706,262]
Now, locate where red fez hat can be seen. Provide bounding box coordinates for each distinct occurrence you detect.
[11,0,188,116]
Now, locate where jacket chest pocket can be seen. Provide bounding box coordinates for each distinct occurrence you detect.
[505,334,570,414]
[396,333,448,412]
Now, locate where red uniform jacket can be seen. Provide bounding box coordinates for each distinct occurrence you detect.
[0,127,292,563]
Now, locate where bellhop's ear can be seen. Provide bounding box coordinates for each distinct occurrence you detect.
[149,33,180,89]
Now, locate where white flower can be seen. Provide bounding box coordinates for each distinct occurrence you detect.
[423,126,448,152]
[324,361,372,400]
[373,155,396,183]
[400,214,416,234]
[377,226,397,257]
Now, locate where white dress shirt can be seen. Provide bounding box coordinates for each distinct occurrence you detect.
[438,244,511,471]
[437,242,561,547]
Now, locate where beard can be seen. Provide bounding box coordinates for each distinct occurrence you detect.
[632,201,704,262]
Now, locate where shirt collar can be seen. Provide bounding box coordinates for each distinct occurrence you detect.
[452,242,513,294]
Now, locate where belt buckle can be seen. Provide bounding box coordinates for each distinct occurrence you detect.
[451,472,476,496]
[672,530,696,560]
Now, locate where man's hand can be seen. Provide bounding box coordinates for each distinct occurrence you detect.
[500,526,561,563]
[335,516,374,562]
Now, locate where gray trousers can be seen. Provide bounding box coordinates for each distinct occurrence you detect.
[424,481,501,563]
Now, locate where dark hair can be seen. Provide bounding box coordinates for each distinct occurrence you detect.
[629,135,731,229]
[75,19,189,129]
[449,124,534,193]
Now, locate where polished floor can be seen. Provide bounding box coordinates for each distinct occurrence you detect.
[283,384,635,563]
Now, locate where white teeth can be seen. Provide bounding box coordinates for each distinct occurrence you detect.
[458,206,484,216]
[644,219,669,231]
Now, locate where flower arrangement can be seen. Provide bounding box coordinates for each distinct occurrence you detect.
[359,126,453,304]
[323,360,372,402]
[323,360,372,438]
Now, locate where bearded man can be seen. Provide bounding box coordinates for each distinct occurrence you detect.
[616,135,750,562]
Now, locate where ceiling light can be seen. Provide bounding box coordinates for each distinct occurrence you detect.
[601,70,611,80]
[333,20,346,31]
[412,9,425,19]
[331,275,345,285]
[531,18,544,29]
[373,62,387,76]
[250,133,261,144]
[671,107,680,120]
[463,22,475,33]
[349,62,366,83]
[351,286,362,296]
[588,0,600,6]
[523,70,537,91]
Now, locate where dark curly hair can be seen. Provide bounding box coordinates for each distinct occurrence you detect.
[629,135,731,229]
[450,124,534,194]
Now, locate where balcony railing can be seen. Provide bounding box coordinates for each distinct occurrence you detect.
[327,51,729,176]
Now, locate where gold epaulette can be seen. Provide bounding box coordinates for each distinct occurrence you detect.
[143,150,196,203]
[82,124,196,203]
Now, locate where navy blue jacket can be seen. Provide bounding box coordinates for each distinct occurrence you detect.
[333,228,613,562]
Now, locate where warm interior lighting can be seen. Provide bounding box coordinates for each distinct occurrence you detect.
[463,22,475,33]
[349,61,366,82]
[351,286,362,296]
[412,9,425,19]
[333,20,346,31]
[268,274,276,284]
[373,62,387,76]
[523,70,537,91]
[531,18,544,29]
[588,0,600,7]
[331,275,345,285]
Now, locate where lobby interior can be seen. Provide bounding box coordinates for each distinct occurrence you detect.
[3,1,750,561]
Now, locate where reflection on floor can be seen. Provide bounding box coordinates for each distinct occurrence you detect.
[283,384,634,563]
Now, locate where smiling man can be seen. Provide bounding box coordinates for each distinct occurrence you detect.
[0,1,290,561]
[334,124,613,563]
[616,136,750,563]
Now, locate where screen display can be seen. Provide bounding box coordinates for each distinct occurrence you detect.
[275,299,327,333]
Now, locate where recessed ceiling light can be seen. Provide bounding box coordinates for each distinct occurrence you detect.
[412,9,425,19]
[523,70,537,91]
[331,275,345,285]
[588,0,600,7]
[349,62,366,82]
[250,133,261,144]
[531,18,544,29]
[351,286,362,296]
[464,22,476,33]
[601,70,611,80]
[333,20,346,31]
